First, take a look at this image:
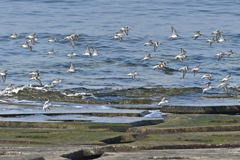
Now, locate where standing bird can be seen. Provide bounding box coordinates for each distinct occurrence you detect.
[192,31,203,40]
[127,71,138,80]
[158,97,169,106]
[0,70,8,82]
[67,62,78,73]
[42,99,52,111]
[169,26,180,40]
[179,66,190,78]
[191,64,201,76]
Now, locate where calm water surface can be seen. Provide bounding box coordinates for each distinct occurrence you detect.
[0,0,240,122]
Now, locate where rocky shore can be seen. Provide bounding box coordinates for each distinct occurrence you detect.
[1,105,240,159]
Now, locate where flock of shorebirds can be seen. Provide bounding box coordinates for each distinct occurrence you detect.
[4,26,235,110]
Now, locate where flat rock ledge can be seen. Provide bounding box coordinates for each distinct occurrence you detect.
[161,105,240,114]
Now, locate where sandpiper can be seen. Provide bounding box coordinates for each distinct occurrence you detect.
[227,50,236,57]
[203,82,212,93]
[67,52,77,58]
[143,40,153,46]
[51,78,62,85]
[67,62,78,73]
[9,33,20,39]
[30,75,42,86]
[158,97,169,106]
[152,41,160,52]
[92,47,101,56]
[46,50,57,55]
[114,31,126,37]
[169,26,180,40]
[153,61,167,71]
[120,26,131,35]
[192,31,203,40]
[222,74,232,82]
[191,64,201,76]
[82,45,92,57]
[179,66,190,78]
[0,70,8,82]
[64,35,75,48]
[206,38,216,46]
[71,34,80,41]
[30,70,40,77]
[175,48,188,62]
[215,52,227,61]
[26,33,36,39]
[112,35,123,42]
[44,83,54,89]
[127,71,138,80]
[218,82,229,93]
[217,33,227,43]
[4,84,15,92]
[21,41,32,51]
[202,73,212,81]
[142,53,154,61]
[48,38,58,42]
[43,99,52,111]
[212,30,223,35]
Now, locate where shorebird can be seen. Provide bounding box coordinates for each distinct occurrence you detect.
[203,82,212,93]
[120,26,131,35]
[152,41,160,52]
[212,30,223,35]
[46,50,57,55]
[66,62,78,73]
[127,71,138,80]
[175,48,188,62]
[143,40,153,46]
[158,97,169,106]
[51,78,62,85]
[222,74,232,82]
[4,84,15,92]
[227,50,236,57]
[142,53,154,61]
[169,26,180,40]
[218,83,229,93]
[26,33,36,39]
[217,33,227,43]
[9,33,20,39]
[21,41,32,51]
[215,52,227,61]
[114,30,126,37]
[191,64,201,76]
[43,99,52,111]
[64,35,75,48]
[202,73,212,81]
[67,52,77,58]
[153,61,167,71]
[48,38,58,42]
[30,75,42,86]
[192,31,203,40]
[92,47,101,56]
[44,83,54,89]
[30,70,40,77]
[0,70,8,82]
[82,45,92,57]
[71,34,80,41]
[206,38,216,46]
[28,37,38,45]
[179,66,190,78]
[112,35,123,42]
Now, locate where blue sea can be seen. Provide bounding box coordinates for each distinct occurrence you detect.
[0,0,240,122]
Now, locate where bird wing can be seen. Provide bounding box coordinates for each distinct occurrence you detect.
[92,47,97,54]
[171,26,176,35]
[85,45,90,53]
